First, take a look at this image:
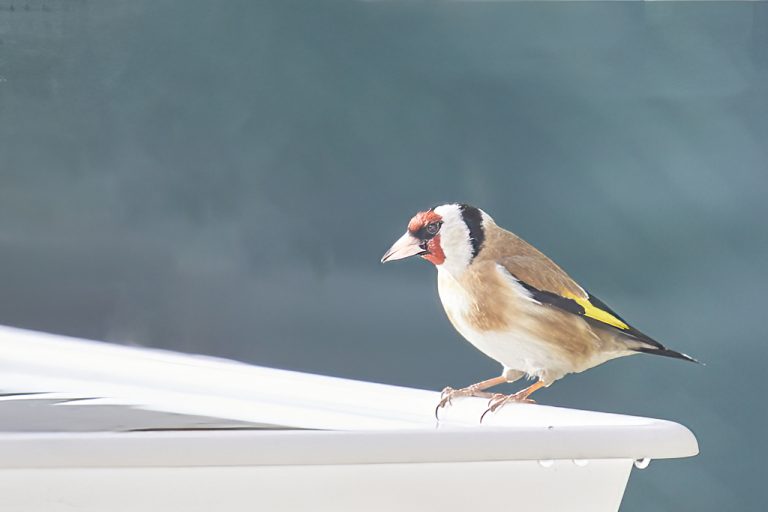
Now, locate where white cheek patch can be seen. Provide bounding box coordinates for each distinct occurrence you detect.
[433,204,474,276]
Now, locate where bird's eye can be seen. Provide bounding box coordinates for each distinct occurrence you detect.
[425,222,441,236]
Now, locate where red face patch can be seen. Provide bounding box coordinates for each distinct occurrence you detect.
[424,236,446,265]
[407,210,446,266]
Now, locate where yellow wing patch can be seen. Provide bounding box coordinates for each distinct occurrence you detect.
[563,292,629,330]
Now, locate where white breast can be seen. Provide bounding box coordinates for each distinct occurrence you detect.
[436,266,574,381]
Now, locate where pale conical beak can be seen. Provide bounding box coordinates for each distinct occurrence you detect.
[381,232,426,263]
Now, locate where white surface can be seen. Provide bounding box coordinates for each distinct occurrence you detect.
[0,460,633,512]
[0,426,694,468]
[0,325,699,511]
[0,325,698,461]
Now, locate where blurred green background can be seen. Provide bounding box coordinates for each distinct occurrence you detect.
[1,1,766,510]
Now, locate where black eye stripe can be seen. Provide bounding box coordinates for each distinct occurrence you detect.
[415,221,442,240]
[415,228,433,240]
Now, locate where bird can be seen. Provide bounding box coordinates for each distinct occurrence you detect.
[381,203,697,420]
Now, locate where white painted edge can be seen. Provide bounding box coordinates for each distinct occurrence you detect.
[0,427,696,469]
[0,325,699,465]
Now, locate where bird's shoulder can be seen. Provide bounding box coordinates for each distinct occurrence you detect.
[476,223,587,300]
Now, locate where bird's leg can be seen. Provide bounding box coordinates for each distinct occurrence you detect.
[480,380,547,423]
[435,375,508,419]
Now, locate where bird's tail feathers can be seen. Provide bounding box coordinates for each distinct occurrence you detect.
[633,346,702,365]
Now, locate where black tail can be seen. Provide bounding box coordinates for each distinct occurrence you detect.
[634,346,702,364]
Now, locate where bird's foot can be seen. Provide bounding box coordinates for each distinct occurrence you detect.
[480,391,536,423]
[435,385,494,419]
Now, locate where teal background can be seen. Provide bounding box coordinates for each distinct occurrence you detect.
[2,1,767,510]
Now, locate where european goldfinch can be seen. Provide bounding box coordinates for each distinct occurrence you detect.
[381,204,697,419]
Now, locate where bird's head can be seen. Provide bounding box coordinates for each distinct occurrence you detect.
[381,203,488,275]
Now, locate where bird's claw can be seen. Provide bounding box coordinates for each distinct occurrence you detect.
[435,388,449,416]
[480,392,536,423]
[434,385,484,420]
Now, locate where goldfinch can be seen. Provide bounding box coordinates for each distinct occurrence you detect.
[381,203,697,419]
